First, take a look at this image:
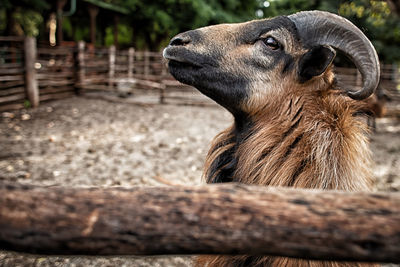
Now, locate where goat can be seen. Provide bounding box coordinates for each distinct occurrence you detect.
[163,10,380,267]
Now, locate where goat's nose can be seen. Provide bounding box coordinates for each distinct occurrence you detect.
[169,35,191,46]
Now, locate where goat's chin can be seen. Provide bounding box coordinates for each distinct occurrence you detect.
[167,60,202,86]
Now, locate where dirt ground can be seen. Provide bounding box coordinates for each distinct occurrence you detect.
[0,94,399,266]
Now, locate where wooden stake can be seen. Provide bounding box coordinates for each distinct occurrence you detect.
[24,37,39,108]
[128,47,135,79]
[75,41,85,92]
[144,50,149,77]
[108,45,116,90]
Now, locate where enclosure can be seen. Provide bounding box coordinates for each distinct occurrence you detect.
[2,1,400,266]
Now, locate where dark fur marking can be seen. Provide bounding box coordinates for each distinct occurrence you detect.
[208,117,254,184]
[292,105,303,122]
[282,115,302,140]
[282,54,295,74]
[286,99,293,114]
[259,114,302,161]
[280,133,304,169]
[288,159,308,186]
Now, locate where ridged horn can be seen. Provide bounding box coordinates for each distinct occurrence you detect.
[288,10,380,100]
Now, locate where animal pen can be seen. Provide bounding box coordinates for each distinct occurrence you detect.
[1,36,400,264]
[1,36,399,111]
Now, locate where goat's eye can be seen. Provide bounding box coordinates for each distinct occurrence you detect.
[262,37,280,50]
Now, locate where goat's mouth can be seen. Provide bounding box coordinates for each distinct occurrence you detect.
[163,48,203,70]
[167,60,203,72]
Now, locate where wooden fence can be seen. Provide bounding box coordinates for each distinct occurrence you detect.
[0,36,399,111]
[0,36,26,110]
[1,181,399,263]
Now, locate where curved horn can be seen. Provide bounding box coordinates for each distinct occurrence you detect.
[288,11,380,100]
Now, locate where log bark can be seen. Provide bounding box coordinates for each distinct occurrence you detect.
[23,37,39,108]
[0,182,399,263]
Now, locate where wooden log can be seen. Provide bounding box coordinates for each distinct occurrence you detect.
[39,87,74,94]
[0,75,24,81]
[0,80,25,90]
[0,54,24,60]
[37,79,74,87]
[0,67,24,75]
[24,37,39,108]
[0,86,25,96]
[39,91,74,101]
[37,47,74,55]
[36,72,74,79]
[0,182,399,263]
[0,63,23,69]
[133,79,165,90]
[80,84,114,91]
[0,103,25,111]
[0,93,26,103]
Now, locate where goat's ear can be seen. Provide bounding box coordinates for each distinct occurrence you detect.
[298,45,336,82]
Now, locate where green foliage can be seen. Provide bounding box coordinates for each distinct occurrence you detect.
[0,0,398,63]
[104,24,133,46]
[337,0,400,63]
[0,0,49,36]
[13,8,44,37]
[23,100,31,109]
[0,0,49,11]
[116,0,259,50]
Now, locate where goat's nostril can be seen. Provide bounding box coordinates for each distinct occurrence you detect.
[169,36,191,46]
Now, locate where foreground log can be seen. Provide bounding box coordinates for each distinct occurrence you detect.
[0,182,399,263]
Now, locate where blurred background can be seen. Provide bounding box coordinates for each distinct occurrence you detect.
[0,1,400,266]
[1,0,399,60]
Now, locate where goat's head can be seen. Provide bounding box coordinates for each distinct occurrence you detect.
[163,11,380,116]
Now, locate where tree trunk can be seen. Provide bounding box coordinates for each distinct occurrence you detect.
[24,37,39,107]
[0,182,399,263]
[5,7,17,36]
[88,4,99,46]
[56,0,68,46]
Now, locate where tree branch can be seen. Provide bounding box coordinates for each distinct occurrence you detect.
[0,182,399,263]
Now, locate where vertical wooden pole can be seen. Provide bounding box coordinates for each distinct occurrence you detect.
[24,37,39,108]
[75,41,85,93]
[392,63,399,86]
[160,56,166,104]
[144,51,149,77]
[56,0,67,46]
[108,45,116,90]
[128,47,134,79]
[88,4,99,46]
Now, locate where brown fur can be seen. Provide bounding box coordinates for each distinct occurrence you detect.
[196,68,378,266]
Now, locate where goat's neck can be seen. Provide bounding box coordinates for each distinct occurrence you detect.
[204,90,373,191]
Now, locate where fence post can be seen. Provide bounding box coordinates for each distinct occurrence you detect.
[108,45,116,90]
[128,47,134,79]
[75,41,85,93]
[144,50,149,77]
[160,56,166,104]
[24,36,39,108]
